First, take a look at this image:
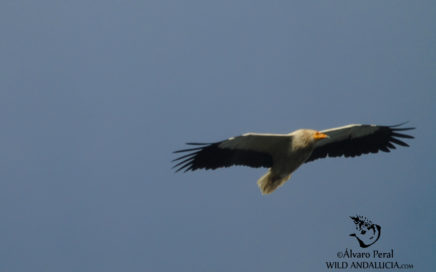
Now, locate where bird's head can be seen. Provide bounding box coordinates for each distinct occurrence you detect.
[313,131,329,141]
[292,129,329,147]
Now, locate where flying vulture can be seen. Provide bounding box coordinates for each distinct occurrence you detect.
[173,123,414,194]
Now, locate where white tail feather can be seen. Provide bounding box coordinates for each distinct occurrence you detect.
[257,170,291,195]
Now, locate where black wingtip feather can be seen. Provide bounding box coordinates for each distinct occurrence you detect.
[392,127,415,131]
[390,121,410,127]
[390,138,409,147]
[391,132,414,139]
[173,143,212,154]
[185,142,212,145]
[386,142,396,149]
[173,147,203,154]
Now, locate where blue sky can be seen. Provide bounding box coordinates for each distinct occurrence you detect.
[0,1,435,271]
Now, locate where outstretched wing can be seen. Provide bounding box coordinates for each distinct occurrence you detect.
[305,123,414,163]
[172,133,291,172]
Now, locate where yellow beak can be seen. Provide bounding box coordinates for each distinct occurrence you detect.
[313,131,329,140]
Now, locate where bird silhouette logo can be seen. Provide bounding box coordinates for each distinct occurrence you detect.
[349,215,381,248]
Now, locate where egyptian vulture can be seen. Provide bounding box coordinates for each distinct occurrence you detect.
[173,123,414,194]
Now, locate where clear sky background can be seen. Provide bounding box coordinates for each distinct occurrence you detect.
[0,1,435,271]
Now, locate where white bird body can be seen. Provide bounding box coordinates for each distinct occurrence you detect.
[218,130,321,193]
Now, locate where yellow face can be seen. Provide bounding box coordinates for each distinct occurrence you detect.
[313,131,329,140]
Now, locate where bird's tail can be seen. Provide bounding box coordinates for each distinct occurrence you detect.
[257,170,291,195]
